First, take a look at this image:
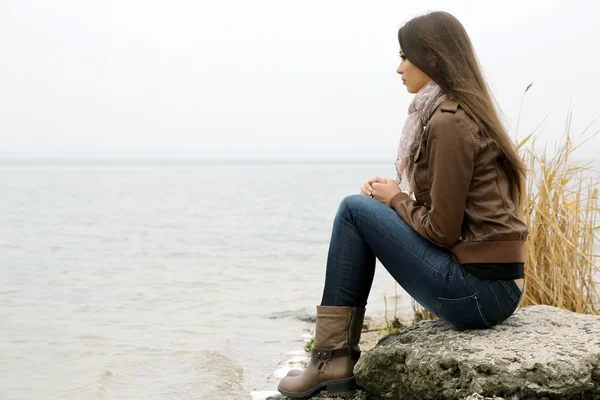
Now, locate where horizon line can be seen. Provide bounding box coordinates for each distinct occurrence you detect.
[0,157,396,164]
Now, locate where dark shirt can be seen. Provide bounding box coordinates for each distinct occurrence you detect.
[461,262,524,280]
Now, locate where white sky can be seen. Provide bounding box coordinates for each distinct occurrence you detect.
[1,0,599,160]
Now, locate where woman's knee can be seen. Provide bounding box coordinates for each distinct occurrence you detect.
[336,194,380,225]
[340,193,370,213]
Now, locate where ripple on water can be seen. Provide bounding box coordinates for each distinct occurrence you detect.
[56,351,251,400]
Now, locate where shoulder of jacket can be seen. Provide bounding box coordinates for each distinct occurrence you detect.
[440,96,459,113]
[429,97,479,140]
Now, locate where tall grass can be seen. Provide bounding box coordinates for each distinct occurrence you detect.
[519,117,599,313]
[405,84,600,325]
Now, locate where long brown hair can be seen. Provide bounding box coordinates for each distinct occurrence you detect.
[398,11,526,210]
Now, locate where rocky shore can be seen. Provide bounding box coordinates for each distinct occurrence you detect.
[267,305,600,400]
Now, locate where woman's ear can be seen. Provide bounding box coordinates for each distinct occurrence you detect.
[428,53,438,69]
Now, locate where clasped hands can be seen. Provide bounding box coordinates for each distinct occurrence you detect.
[360,176,402,207]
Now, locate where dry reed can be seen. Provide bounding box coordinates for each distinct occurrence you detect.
[519,115,599,313]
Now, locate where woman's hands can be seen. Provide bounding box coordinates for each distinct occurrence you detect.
[360,176,401,207]
[360,176,384,197]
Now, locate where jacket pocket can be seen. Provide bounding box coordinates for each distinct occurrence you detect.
[435,293,492,330]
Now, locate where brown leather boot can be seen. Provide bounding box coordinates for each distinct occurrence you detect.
[277,305,366,398]
[285,307,365,378]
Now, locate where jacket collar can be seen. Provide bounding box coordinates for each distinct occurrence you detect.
[425,95,459,122]
[440,96,459,113]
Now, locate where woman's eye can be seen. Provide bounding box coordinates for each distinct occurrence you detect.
[399,55,406,60]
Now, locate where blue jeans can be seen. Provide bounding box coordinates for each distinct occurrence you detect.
[320,194,524,330]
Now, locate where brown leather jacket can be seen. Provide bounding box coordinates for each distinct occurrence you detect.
[389,97,528,263]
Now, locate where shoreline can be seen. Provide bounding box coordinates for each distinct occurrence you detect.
[250,311,415,400]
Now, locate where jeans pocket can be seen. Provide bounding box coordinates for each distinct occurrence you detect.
[499,280,523,305]
[435,293,492,330]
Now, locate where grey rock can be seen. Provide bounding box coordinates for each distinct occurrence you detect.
[463,394,506,400]
[295,312,317,323]
[266,388,372,400]
[354,305,600,400]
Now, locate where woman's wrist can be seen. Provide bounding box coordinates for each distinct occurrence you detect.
[389,192,408,209]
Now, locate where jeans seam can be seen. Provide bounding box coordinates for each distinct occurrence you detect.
[485,280,505,321]
[499,280,519,303]
[474,294,492,327]
[435,293,492,328]
[352,213,454,280]
[333,219,353,306]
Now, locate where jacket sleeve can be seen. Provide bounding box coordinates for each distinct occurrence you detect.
[389,115,476,248]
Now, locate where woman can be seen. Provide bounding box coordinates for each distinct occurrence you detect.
[277,10,528,398]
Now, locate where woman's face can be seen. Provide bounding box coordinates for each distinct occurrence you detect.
[396,48,432,94]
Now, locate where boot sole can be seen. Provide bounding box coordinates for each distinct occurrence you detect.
[277,376,356,398]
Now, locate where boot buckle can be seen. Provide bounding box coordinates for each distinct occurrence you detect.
[311,347,350,372]
[311,346,351,362]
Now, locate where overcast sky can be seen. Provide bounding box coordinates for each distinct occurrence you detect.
[1,0,599,160]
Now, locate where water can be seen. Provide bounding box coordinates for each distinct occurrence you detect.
[0,161,414,400]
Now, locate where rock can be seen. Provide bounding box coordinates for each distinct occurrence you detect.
[354,305,600,400]
[463,394,505,400]
[295,312,317,323]
[266,388,372,400]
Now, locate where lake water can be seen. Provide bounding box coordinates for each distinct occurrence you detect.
[1,160,598,400]
[1,161,417,400]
